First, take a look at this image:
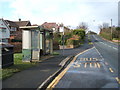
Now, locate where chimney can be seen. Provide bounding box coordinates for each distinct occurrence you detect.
[19,18,21,21]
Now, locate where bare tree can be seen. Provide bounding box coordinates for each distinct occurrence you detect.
[98,24,103,29]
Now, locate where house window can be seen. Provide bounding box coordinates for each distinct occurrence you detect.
[0,27,6,32]
[11,27,16,31]
[0,39,8,43]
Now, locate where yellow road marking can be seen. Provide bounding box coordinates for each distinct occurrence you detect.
[94,63,97,68]
[109,68,114,73]
[74,63,80,68]
[84,63,87,68]
[83,58,85,61]
[47,64,70,89]
[86,58,88,61]
[95,58,98,61]
[90,58,92,61]
[47,47,95,89]
[90,63,92,68]
[115,77,120,84]
[97,63,101,68]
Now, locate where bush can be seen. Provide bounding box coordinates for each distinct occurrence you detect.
[73,29,85,39]
[66,38,79,45]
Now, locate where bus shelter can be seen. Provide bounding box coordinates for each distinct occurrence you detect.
[20,26,53,62]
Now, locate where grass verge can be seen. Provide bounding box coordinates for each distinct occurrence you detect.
[52,52,59,55]
[1,53,37,80]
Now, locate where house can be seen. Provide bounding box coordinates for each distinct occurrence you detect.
[64,26,70,33]
[5,20,19,41]
[5,19,31,41]
[4,19,31,53]
[0,18,10,43]
[20,25,53,62]
[42,22,59,33]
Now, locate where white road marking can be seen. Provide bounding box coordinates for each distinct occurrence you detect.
[94,46,103,59]
[92,35,118,51]
[113,47,118,50]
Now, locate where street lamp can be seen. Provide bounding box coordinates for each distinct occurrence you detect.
[59,23,64,56]
[111,19,113,40]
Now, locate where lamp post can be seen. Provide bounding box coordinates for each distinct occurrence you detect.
[62,24,64,56]
[111,19,113,40]
[60,23,64,56]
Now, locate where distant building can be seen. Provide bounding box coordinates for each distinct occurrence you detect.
[118,1,120,27]
[42,22,59,33]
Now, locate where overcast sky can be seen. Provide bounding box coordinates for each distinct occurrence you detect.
[0,0,119,33]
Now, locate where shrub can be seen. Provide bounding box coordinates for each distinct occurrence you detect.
[73,29,85,39]
[66,38,79,45]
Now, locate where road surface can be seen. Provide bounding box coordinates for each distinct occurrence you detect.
[90,35,118,74]
[47,35,119,89]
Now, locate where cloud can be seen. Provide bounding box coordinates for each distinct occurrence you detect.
[1,0,118,33]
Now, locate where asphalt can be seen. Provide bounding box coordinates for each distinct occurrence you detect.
[2,36,93,89]
[90,35,118,75]
[54,47,119,89]
[47,34,119,89]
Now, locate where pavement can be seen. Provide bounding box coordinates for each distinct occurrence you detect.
[2,36,93,89]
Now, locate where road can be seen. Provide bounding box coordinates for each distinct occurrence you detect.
[47,35,119,89]
[90,35,118,74]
